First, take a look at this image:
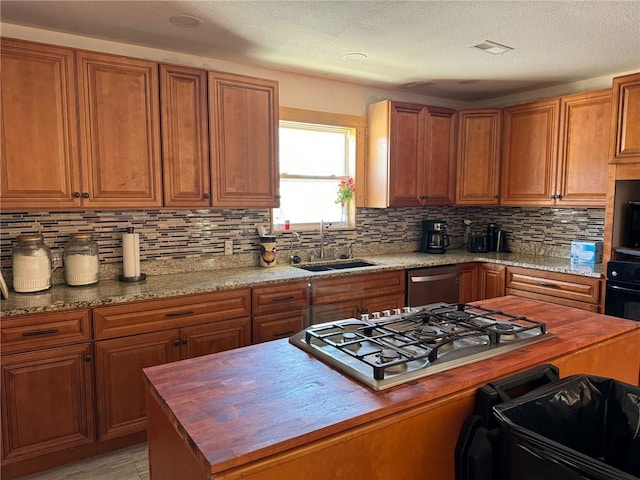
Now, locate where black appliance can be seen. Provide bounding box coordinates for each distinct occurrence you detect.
[629,201,640,249]
[486,223,498,251]
[468,234,487,253]
[604,260,640,320]
[496,229,508,253]
[420,220,450,254]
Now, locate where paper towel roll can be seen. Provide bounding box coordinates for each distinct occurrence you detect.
[122,229,140,278]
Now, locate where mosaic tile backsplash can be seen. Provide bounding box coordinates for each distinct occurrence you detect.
[0,206,605,283]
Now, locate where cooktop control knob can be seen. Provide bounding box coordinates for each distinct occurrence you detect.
[393,308,402,315]
[382,310,391,317]
[360,313,369,321]
[402,306,412,313]
[371,312,381,319]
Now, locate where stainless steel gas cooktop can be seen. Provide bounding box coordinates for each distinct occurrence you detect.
[289,303,557,390]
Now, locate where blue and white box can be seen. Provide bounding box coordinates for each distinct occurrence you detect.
[570,240,603,265]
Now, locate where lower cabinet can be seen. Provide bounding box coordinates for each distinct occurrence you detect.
[506,266,601,311]
[252,281,310,343]
[310,271,406,324]
[1,310,94,465]
[458,263,506,302]
[92,290,251,441]
[459,263,480,302]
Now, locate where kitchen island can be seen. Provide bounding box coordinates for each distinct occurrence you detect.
[143,296,639,480]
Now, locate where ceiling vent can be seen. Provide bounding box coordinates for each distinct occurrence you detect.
[472,40,514,55]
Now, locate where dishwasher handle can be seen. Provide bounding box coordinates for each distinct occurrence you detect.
[410,272,459,283]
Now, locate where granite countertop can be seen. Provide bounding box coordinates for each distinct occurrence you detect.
[0,250,602,316]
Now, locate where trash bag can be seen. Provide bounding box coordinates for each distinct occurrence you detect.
[493,375,640,480]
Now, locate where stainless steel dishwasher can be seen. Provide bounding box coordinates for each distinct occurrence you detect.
[406,264,460,306]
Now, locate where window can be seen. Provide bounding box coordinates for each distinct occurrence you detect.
[272,108,365,232]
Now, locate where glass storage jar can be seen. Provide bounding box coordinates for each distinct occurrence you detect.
[64,232,99,286]
[12,234,52,293]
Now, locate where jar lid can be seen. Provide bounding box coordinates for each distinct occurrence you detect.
[70,232,94,240]
[17,234,44,244]
[260,235,277,242]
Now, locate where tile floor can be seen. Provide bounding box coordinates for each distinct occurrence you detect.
[17,443,148,480]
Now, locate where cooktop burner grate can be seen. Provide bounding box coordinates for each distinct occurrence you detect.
[290,302,557,390]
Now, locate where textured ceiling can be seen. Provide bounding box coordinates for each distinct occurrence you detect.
[1,1,639,102]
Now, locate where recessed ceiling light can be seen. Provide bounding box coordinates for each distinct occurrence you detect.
[342,52,368,62]
[169,15,203,28]
[472,40,514,55]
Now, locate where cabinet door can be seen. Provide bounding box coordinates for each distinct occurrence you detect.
[311,301,360,325]
[458,263,480,303]
[556,90,611,206]
[252,309,308,344]
[1,344,94,462]
[423,106,456,205]
[361,293,406,315]
[609,72,640,164]
[209,71,279,207]
[479,264,506,300]
[160,64,211,207]
[182,317,251,356]
[456,110,501,205]
[501,99,560,205]
[0,39,82,209]
[77,51,162,208]
[94,330,180,441]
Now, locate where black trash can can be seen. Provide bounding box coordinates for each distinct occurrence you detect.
[493,374,640,480]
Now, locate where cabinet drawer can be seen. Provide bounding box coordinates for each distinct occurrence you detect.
[1,310,91,355]
[312,271,405,305]
[252,309,308,344]
[252,281,310,316]
[93,289,251,340]
[506,267,600,304]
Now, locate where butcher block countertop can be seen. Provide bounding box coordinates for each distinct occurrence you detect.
[142,297,640,479]
[2,250,601,316]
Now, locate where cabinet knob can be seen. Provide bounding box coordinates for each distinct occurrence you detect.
[173,339,181,347]
[73,192,81,198]
[84,355,92,362]
[81,192,90,199]
[181,338,188,345]
[203,193,211,199]
[494,195,499,199]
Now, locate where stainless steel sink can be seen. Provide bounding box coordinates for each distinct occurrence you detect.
[295,260,376,272]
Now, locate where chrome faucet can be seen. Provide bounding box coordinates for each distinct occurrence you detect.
[289,232,301,264]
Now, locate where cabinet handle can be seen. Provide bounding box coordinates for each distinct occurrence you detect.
[273,331,294,338]
[181,338,188,345]
[173,339,181,347]
[494,195,499,199]
[73,192,81,198]
[272,295,295,302]
[165,310,194,317]
[81,192,90,198]
[84,355,92,362]
[203,193,211,199]
[22,329,59,337]
[537,282,559,288]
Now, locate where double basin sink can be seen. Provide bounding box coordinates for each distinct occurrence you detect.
[295,260,376,272]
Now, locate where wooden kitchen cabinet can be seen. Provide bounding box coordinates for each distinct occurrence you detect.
[366,100,456,208]
[500,98,560,206]
[252,281,310,343]
[556,89,611,206]
[0,38,82,209]
[0,310,94,464]
[609,71,640,164]
[76,51,162,208]
[455,109,502,205]
[506,266,600,311]
[160,64,211,207]
[310,270,405,324]
[208,71,279,208]
[479,263,506,299]
[92,290,250,440]
[459,263,480,302]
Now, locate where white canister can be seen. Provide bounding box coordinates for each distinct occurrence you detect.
[12,234,52,293]
[259,235,277,267]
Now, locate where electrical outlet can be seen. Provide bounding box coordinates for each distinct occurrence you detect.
[51,250,64,269]
[224,240,233,255]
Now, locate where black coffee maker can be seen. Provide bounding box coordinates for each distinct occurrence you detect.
[420,220,450,254]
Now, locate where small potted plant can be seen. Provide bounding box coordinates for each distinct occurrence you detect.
[335,177,355,224]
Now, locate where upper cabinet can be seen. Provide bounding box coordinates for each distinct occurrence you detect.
[500,92,610,207]
[609,72,640,164]
[500,98,560,206]
[455,109,502,205]
[76,51,162,208]
[556,89,611,206]
[0,39,82,209]
[366,100,456,208]
[160,64,211,207]
[208,71,280,208]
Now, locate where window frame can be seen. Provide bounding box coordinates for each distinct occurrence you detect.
[273,107,366,233]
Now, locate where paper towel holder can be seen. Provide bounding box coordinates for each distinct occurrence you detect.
[119,227,147,282]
